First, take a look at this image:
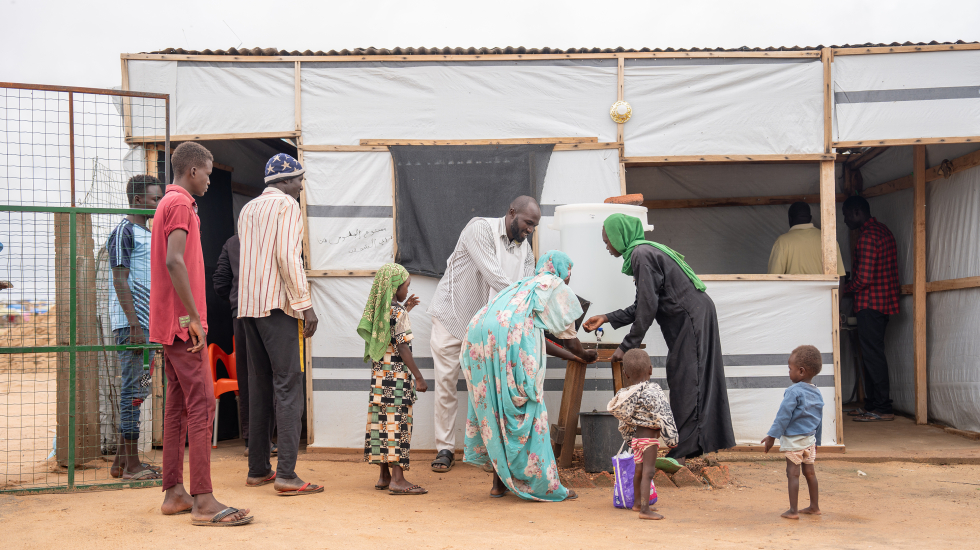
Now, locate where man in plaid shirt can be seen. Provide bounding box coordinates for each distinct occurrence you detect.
[843,196,900,422]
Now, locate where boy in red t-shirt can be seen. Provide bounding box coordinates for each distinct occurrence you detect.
[151,142,252,527]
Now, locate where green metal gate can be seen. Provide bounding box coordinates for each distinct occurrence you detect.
[0,82,169,494]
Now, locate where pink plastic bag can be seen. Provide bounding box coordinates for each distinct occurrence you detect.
[612,447,657,509]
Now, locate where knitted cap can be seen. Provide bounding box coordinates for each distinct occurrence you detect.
[264,153,305,184]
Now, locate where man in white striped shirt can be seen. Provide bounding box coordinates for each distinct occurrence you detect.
[238,153,322,496]
[427,196,541,472]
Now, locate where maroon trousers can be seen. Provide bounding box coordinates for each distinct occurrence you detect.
[161,338,214,495]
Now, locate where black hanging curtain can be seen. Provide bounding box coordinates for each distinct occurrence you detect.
[390,144,553,277]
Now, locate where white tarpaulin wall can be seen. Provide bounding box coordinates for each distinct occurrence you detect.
[125,60,175,138]
[627,163,851,274]
[860,147,980,432]
[300,60,619,145]
[623,58,824,157]
[833,51,980,143]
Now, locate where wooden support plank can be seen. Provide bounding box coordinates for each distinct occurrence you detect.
[555,360,587,468]
[391,157,398,262]
[127,131,301,144]
[698,274,840,281]
[306,269,378,277]
[151,353,164,446]
[294,61,302,132]
[863,148,980,198]
[822,48,833,153]
[145,146,158,177]
[820,160,838,275]
[120,58,132,138]
[619,162,627,195]
[832,288,843,445]
[835,136,979,148]
[302,145,389,152]
[360,137,598,146]
[643,193,845,210]
[617,57,625,149]
[553,142,620,151]
[845,147,887,170]
[913,144,928,425]
[901,277,980,295]
[625,154,836,165]
[832,43,980,56]
[123,50,821,63]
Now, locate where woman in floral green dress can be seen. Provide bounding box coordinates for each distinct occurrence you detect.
[461,251,596,502]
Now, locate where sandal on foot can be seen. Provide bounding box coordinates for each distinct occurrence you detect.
[246,471,276,487]
[375,483,390,490]
[389,484,428,495]
[564,490,579,501]
[853,411,894,422]
[431,449,455,472]
[126,469,162,480]
[847,408,868,417]
[191,507,254,527]
[277,482,324,496]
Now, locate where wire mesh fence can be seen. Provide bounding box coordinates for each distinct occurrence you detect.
[0,82,169,494]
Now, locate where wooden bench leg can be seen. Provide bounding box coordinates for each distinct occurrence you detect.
[611,360,624,394]
[556,360,586,468]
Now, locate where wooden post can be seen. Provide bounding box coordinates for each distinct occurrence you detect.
[913,144,928,424]
[832,288,843,444]
[619,162,627,195]
[821,48,833,154]
[54,213,101,467]
[120,58,132,139]
[151,353,164,447]
[819,160,838,275]
[617,57,625,156]
[554,360,587,468]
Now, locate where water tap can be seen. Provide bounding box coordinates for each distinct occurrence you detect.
[595,327,603,343]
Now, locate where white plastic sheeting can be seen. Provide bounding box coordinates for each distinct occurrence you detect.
[833,51,980,143]
[627,163,851,274]
[126,60,176,138]
[623,59,824,157]
[173,62,295,136]
[303,151,394,270]
[308,277,840,449]
[863,155,980,432]
[300,60,618,145]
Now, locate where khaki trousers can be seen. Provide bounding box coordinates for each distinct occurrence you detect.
[430,316,463,452]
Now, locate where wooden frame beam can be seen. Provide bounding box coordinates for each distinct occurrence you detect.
[862,147,980,198]
[698,274,840,281]
[832,288,843,444]
[822,47,833,154]
[844,147,887,170]
[306,269,379,277]
[834,136,979,148]
[360,137,597,146]
[127,131,300,144]
[901,276,980,295]
[912,144,927,425]
[832,43,980,56]
[820,160,838,275]
[303,145,390,152]
[624,154,835,165]
[122,51,822,63]
[643,193,845,210]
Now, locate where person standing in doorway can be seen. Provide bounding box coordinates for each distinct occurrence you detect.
[239,153,322,496]
[153,142,252,526]
[426,196,540,473]
[108,175,164,480]
[768,202,845,276]
[214,234,277,458]
[842,196,900,422]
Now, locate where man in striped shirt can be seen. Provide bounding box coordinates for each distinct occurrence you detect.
[427,196,540,473]
[238,153,322,496]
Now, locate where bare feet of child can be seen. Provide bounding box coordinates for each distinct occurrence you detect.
[781,509,800,519]
[800,506,821,515]
[638,508,664,520]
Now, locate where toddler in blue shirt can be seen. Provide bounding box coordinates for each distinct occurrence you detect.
[761,345,824,519]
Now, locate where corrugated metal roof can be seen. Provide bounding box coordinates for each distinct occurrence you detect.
[146,41,977,57]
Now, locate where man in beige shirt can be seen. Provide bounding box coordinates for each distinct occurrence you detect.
[768,202,845,276]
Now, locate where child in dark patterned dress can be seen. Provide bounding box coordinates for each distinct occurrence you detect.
[357,263,428,495]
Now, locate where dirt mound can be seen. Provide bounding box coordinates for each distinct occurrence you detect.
[0,307,58,373]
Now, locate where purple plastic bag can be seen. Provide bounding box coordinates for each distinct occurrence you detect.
[612,450,657,509]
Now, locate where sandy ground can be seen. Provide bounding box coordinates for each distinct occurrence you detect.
[1,448,979,550]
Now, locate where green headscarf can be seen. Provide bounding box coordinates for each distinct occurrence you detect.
[602,213,706,292]
[357,263,410,362]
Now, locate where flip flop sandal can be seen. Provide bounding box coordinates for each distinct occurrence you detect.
[192,507,254,527]
[246,471,276,487]
[271,445,278,457]
[490,488,509,498]
[375,483,390,490]
[431,450,455,473]
[277,482,324,497]
[655,457,682,474]
[854,412,894,422]
[127,469,162,480]
[389,484,428,495]
[847,408,868,417]
[564,490,579,501]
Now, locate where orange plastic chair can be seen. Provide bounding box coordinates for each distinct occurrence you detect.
[209,342,239,449]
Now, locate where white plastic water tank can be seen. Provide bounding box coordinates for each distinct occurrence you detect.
[549,204,653,344]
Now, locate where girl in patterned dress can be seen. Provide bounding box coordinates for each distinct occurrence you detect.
[357,263,428,495]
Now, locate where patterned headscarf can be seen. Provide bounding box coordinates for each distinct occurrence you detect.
[264,153,305,185]
[357,263,410,362]
[535,250,573,280]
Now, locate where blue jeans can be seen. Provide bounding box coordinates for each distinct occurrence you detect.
[114,327,154,441]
